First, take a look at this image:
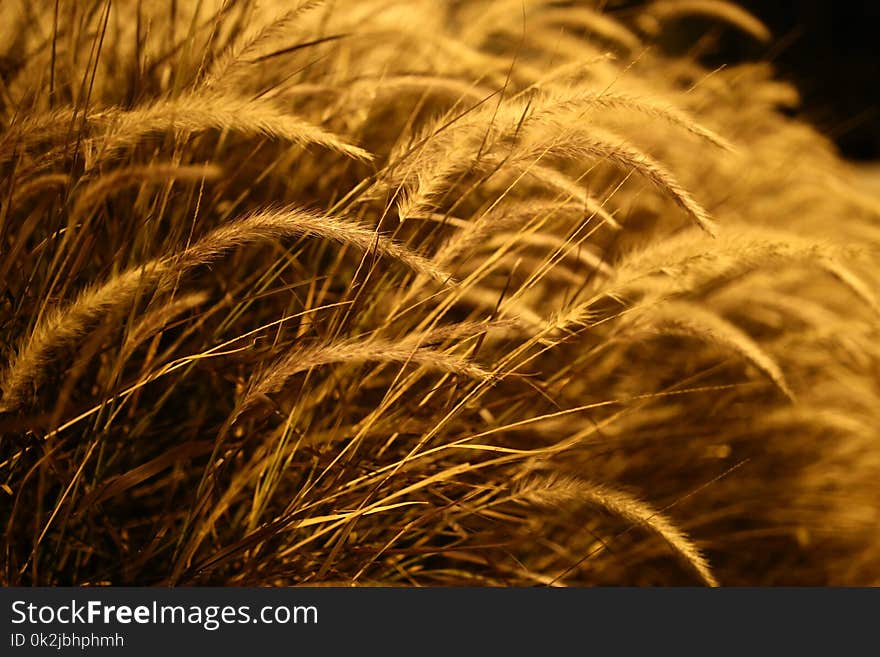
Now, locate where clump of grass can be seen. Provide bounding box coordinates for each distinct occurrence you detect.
[1,0,878,586]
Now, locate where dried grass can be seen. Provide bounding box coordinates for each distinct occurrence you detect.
[1,0,878,587]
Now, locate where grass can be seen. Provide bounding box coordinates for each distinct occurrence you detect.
[1,0,878,586]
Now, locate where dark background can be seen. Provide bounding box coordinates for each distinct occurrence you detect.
[740,2,880,161]
[633,1,880,161]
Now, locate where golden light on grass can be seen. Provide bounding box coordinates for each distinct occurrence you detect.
[1,0,878,586]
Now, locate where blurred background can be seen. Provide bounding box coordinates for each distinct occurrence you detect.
[608,2,880,161]
[739,2,880,161]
